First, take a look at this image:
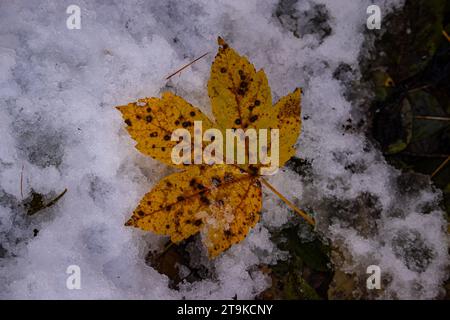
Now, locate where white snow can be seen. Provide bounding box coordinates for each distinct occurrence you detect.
[0,0,447,299]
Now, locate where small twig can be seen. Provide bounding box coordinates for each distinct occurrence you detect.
[443,30,450,42]
[414,115,450,121]
[161,241,174,254]
[151,241,174,260]
[260,177,315,226]
[431,155,450,178]
[407,84,431,93]
[166,52,209,80]
[20,164,24,200]
[400,152,450,158]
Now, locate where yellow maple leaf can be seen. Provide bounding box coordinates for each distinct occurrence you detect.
[117,37,313,258]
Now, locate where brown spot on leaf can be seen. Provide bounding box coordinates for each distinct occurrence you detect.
[200,195,210,205]
[197,183,205,190]
[211,176,221,186]
[224,172,233,182]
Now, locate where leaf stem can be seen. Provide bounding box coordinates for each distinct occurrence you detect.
[260,177,315,226]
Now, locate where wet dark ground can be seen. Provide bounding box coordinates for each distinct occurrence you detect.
[367,0,450,299]
[369,0,449,210]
